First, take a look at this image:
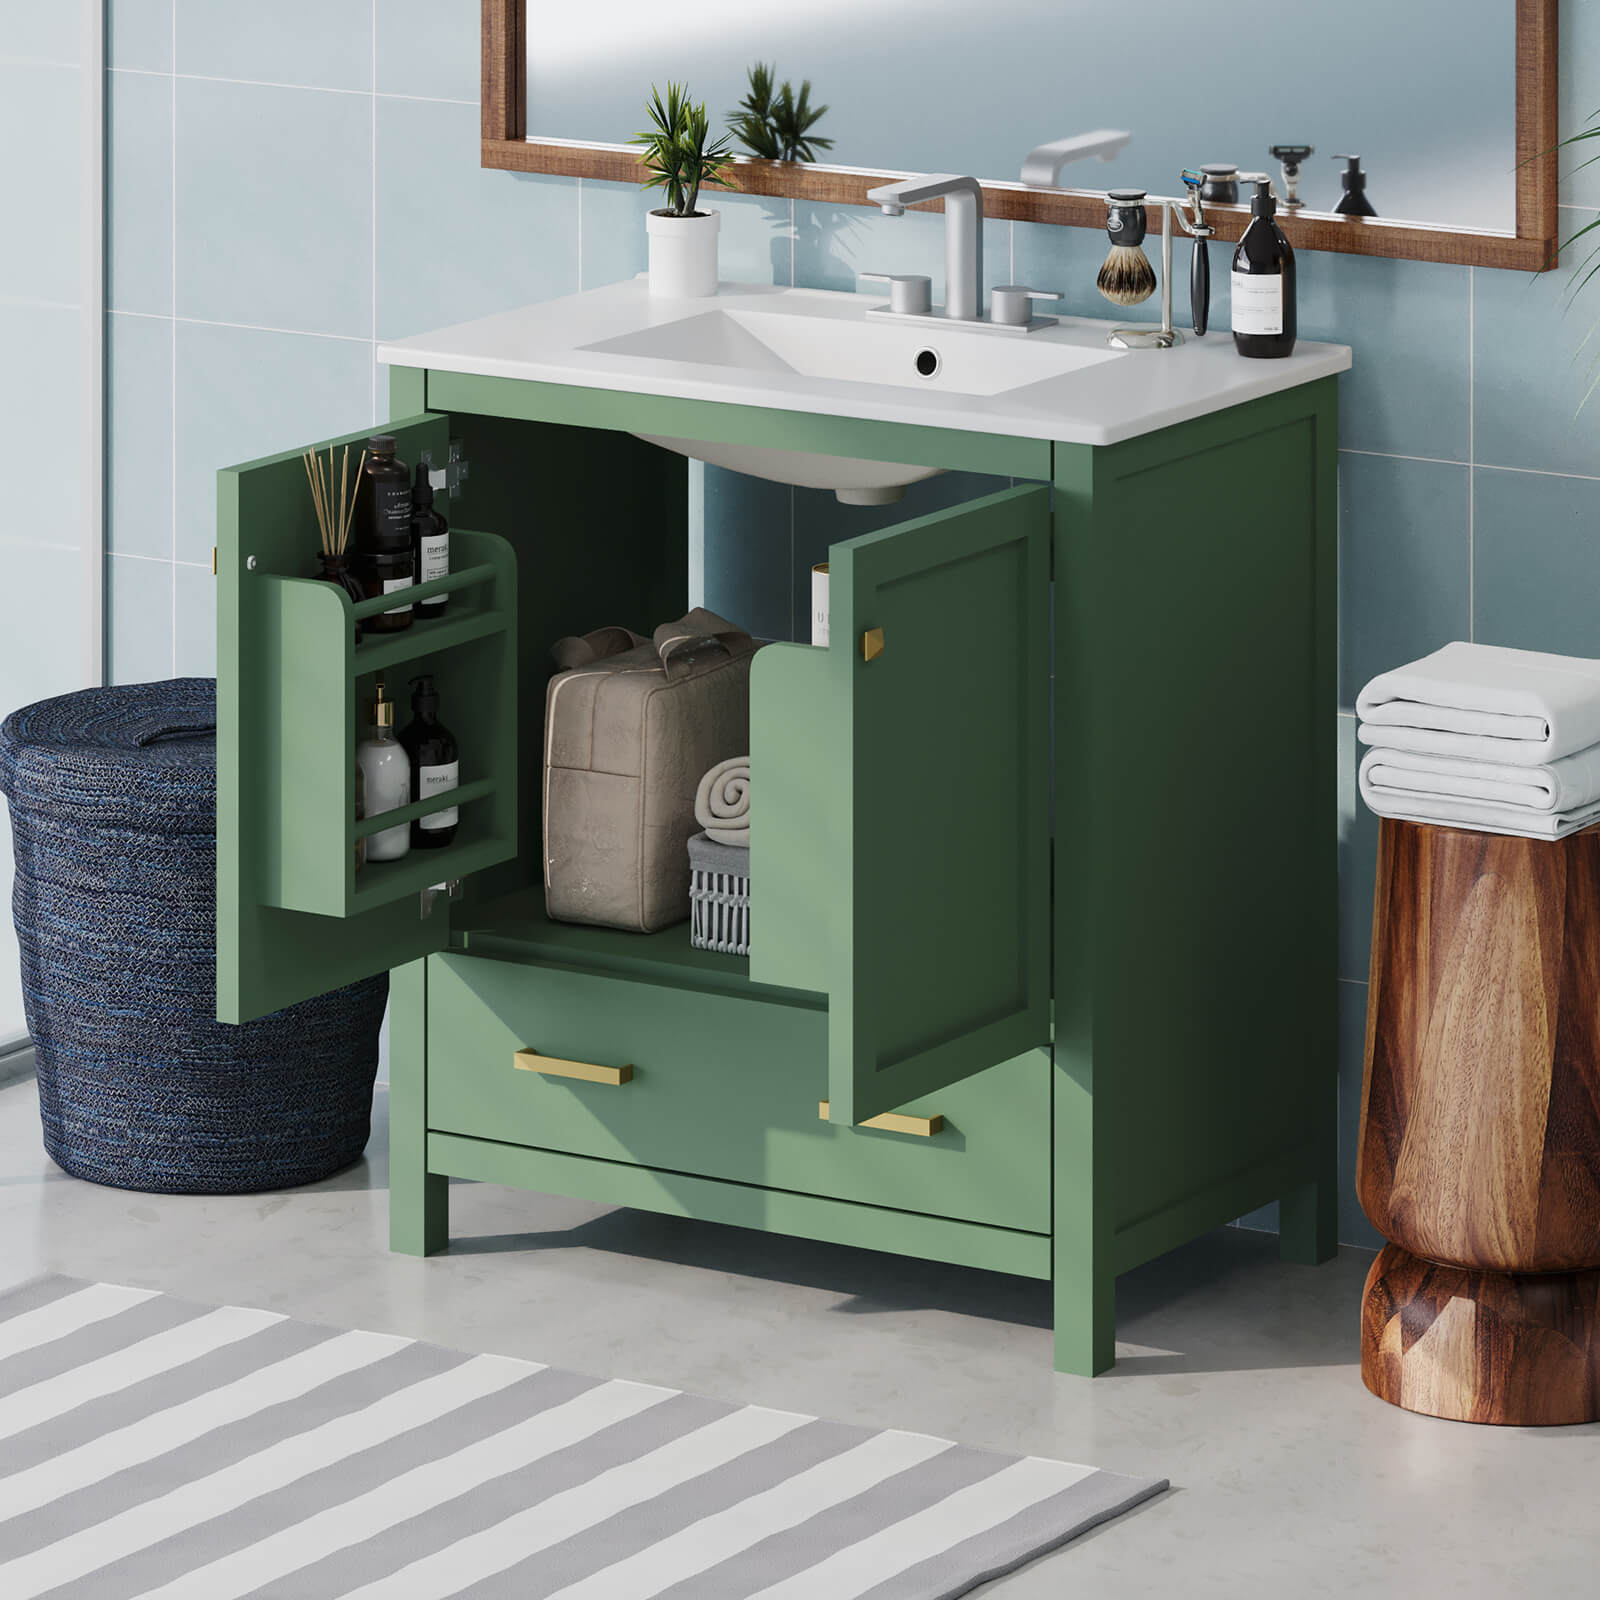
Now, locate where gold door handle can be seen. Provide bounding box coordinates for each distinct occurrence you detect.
[818,1100,942,1137]
[514,1049,633,1086]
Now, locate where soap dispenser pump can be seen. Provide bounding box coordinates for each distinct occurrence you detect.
[1231,178,1296,359]
[355,678,411,862]
[1333,154,1376,217]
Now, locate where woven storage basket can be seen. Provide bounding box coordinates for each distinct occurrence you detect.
[688,831,750,956]
[0,679,386,1195]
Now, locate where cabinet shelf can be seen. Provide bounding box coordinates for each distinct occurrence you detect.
[352,832,517,915]
[454,890,823,1008]
[354,609,511,676]
[354,777,496,839]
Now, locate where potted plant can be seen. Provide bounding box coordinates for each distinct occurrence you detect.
[730,63,832,164]
[631,83,737,298]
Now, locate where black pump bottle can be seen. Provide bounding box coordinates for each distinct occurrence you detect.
[399,674,460,849]
[410,462,450,621]
[1231,178,1296,359]
[1332,154,1376,218]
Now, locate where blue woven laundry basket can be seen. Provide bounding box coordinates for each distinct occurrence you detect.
[0,678,386,1194]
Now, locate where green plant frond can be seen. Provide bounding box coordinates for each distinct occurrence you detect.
[630,80,736,214]
[732,61,831,164]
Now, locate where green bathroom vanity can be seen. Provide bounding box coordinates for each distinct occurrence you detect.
[216,280,1349,1374]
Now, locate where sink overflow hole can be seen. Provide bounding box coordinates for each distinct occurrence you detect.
[914,348,940,378]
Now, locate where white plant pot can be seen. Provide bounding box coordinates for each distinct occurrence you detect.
[646,208,721,298]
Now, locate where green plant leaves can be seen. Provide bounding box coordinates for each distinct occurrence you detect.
[630,81,738,216]
[730,62,832,164]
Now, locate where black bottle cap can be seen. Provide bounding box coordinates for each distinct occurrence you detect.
[409,674,440,718]
[1335,154,1366,192]
[1251,178,1277,218]
[413,460,434,509]
[368,434,397,454]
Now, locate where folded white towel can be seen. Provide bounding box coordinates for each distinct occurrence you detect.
[1356,642,1600,766]
[1357,743,1600,816]
[695,756,750,847]
[1358,756,1600,840]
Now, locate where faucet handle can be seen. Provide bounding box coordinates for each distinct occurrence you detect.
[989,285,1063,327]
[858,272,933,316]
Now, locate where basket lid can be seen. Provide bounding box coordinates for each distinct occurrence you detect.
[0,678,217,834]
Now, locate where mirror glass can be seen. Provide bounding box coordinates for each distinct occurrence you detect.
[528,0,1515,233]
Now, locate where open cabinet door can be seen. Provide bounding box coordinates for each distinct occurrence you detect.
[217,413,519,1023]
[752,484,1051,1124]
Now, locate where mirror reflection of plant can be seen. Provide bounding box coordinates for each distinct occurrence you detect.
[731,62,833,163]
[1555,112,1600,406]
[631,83,737,217]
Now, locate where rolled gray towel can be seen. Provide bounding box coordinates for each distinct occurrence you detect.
[695,756,750,846]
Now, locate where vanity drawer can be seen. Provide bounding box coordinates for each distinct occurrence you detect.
[425,952,1049,1234]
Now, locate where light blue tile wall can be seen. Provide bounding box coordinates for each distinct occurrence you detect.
[101,3,1600,1246]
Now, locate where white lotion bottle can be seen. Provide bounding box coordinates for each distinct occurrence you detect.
[356,678,411,861]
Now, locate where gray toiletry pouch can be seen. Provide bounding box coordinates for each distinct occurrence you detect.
[543,608,758,933]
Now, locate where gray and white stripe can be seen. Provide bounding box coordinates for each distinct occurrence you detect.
[0,1276,1165,1600]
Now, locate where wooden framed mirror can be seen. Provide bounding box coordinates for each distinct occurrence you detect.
[482,0,1557,271]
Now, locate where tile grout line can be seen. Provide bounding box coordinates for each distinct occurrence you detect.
[106,66,472,107]
[113,550,212,569]
[1467,267,1475,642]
[111,307,373,344]
[1337,448,1469,468]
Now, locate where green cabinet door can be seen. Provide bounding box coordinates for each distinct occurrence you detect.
[217,413,519,1023]
[751,484,1052,1124]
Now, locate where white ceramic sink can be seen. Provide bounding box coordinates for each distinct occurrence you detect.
[377,280,1352,503]
[588,306,1125,503]
[585,308,1121,399]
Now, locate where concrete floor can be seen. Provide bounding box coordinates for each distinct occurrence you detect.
[2,1078,1596,1598]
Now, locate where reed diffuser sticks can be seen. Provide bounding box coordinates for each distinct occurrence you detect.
[303,444,367,557]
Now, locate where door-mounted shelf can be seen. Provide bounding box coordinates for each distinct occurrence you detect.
[348,560,507,675]
[252,526,519,920]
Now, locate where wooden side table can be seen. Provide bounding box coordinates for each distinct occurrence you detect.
[1359,818,1600,1425]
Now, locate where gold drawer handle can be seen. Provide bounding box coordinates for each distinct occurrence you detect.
[818,1100,942,1137]
[514,1049,633,1086]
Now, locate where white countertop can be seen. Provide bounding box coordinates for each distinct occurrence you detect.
[378,279,1351,448]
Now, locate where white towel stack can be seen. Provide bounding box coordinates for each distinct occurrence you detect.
[1357,643,1600,839]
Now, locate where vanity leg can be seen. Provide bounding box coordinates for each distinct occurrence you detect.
[388,958,449,1257]
[1054,1262,1116,1378]
[393,1172,449,1258]
[1278,1163,1337,1266]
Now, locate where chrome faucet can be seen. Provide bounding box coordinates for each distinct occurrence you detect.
[866,174,984,321]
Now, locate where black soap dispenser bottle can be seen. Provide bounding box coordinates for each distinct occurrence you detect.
[1231,178,1296,359]
[410,462,450,621]
[399,674,460,849]
[1332,154,1376,217]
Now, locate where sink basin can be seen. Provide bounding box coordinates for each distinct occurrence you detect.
[588,308,1121,398]
[588,306,1123,504]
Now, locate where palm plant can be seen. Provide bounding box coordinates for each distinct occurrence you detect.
[631,83,737,217]
[730,62,832,164]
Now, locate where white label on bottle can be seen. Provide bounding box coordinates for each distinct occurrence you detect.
[418,760,459,830]
[382,574,414,615]
[419,532,450,587]
[1231,271,1283,336]
[811,566,830,648]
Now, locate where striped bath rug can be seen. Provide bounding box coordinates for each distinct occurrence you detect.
[0,1277,1165,1599]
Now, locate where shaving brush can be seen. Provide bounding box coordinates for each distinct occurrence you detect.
[1097,190,1157,307]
